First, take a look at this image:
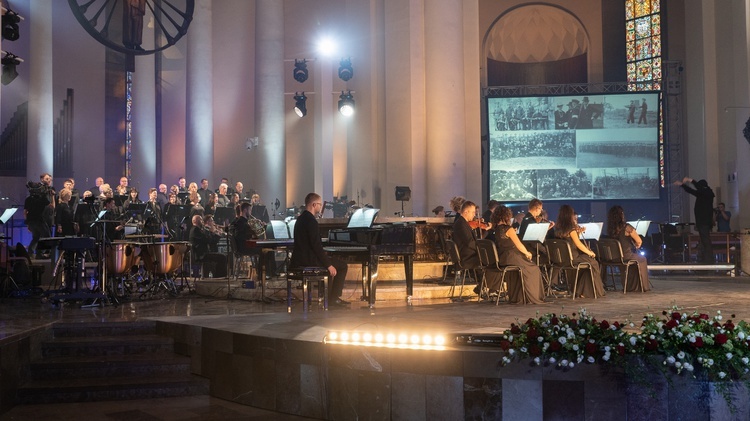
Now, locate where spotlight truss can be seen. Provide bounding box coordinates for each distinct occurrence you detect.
[293,59,308,83]
[293,92,307,117]
[1,51,22,85]
[338,90,355,116]
[338,57,353,81]
[1,9,22,42]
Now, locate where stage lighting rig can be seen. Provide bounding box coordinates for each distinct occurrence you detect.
[338,90,355,116]
[293,59,308,83]
[1,7,23,42]
[1,51,22,85]
[293,92,307,117]
[338,57,353,81]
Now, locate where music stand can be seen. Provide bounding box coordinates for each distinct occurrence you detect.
[579,222,603,241]
[165,205,190,241]
[522,222,550,243]
[126,203,147,221]
[113,195,127,207]
[213,207,235,226]
[627,220,651,237]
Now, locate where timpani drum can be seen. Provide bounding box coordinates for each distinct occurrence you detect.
[142,242,190,274]
[106,242,141,275]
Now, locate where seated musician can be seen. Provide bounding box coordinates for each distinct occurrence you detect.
[143,188,163,235]
[289,193,349,307]
[517,198,560,289]
[606,206,650,292]
[452,200,499,297]
[100,197,125,242]
[189,215,225,277]
[489,205,545,304]
[230,202,253,255]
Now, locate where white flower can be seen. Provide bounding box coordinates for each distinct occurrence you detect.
[649,334,656,340]
[604,346,611,352]
[537,336,544,343]
[521,347,528,353]
[559,337,567,345]
[629,337,637,346]
[719,372,726,379]
[677,351,685,359]
[509,335,514,342]
[549,357,556,364]
[572,345,579,351]
[675,361,682,368]
[509,349,515,356]
[579,329,586,335]
[738,332,746,340]
[587,356,595,363]
[561,359,569,366]
[685,363,694,372]
[666,356,676,364]
[603,354,610,362]
[698,357,703,363]
[726,353,733,360]
[742,357,749,365]
[569,362,575,368]
[533,357,541,365]
[675,331,683,338]
[707,359,714,367]
[689,337,697,343]
[630,322,635,328]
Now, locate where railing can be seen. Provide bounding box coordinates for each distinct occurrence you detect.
[484,82,631,97]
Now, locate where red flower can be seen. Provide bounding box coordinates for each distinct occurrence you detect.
[671,312,681,320]
[570,319,578,327]
[550,316,559,326]
[724,321,735,331]
[549,341,562,352]
[665,319,678,330]
[585,342,598,355]
[500,340,511,351]
[616,345,625,356]
[600,320,610,330]
[713,322,721,328]
[692,337,704,348]
[645,339,658,351]
[529,344,541,357]
[699,313,709,320]
[716,333,728,345]
[527,328,538,340]
[525,318,535,326]
[511,324,521,335]
[613,321,621,329]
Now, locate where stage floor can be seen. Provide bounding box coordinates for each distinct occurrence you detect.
[2,273,750,420]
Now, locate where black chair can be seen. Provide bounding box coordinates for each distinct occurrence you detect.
[476,239,524,304]
[523,240,554,296]
[228,235,256,280]
[545,239,597,300]
[597,238,643,294]
[445,239,478,301]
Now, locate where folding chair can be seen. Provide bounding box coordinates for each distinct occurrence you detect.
[597,238,643,294]
[445,239,478,302]
[476,239,524,304]
[545,239,597,300]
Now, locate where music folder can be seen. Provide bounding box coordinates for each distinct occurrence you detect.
[579,222,603,241]
[269,220,290,239]
[0,207,18,224]
[627,220,651,237]
[521,222,550,243]
[346,208,379,229]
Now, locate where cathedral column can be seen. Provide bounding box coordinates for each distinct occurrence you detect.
[27,0,53,179]
[424,0,468,207]
[131,18,156,190]
[185,0,213,183]
[255,0,285,206]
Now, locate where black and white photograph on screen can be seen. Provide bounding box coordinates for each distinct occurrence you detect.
[537,169,593,200]
[596,93,660,129]
[592,167,659,199]
[576,130,658,168]
[489,170,537,202]
[552,96,604,130]
[489,130,576,170]
[488,97,553,132]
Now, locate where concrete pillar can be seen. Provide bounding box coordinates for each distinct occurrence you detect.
[185,0,213,183]
[424,0,467,206]
[315,57,335,201]
[27,0,53,180]
[255,0,285,208]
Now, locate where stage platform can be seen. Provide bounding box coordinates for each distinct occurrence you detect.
[2,273,750,420]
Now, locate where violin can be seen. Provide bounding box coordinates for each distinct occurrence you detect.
[468,219,491,230]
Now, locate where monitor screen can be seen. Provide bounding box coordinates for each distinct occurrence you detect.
[486,92,660,201]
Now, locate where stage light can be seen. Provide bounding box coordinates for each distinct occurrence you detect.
[293,92,307,117]
[1,52,21,85]
[324,330,447,351]
[338,57,353,81]
[338,90,355,116]
[2,9,21,42]
[317,37,337,57]
[293,59,308,83]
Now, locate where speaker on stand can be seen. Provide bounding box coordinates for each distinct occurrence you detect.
[394,186,411,217]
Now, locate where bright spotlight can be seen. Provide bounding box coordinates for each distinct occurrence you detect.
[317,37,337,57]
[338,90,355,116]
[293,92,307,117]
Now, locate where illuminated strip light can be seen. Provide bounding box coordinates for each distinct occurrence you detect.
[324,331,447,351]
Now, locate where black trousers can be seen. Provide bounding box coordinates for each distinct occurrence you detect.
[696,224,714,264]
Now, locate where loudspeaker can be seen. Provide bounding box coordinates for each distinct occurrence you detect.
[395,186,411,201]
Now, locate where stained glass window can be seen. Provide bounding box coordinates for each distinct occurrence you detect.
[626,0,663,185]
[626,0,661,91]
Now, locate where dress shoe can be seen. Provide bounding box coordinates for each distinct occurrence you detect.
[329,298,351,308]
[333,298,350,305]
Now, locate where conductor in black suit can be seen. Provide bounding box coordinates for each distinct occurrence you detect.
[290,192,349,306]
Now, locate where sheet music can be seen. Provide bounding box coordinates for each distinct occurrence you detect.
[521,222,550,243]
[0,207,17,224]
[270,220,290,239]
[347,208,379,228]
[627,220,651,237]
[579,222,603,241]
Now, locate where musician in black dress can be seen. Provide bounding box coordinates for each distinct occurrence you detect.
[606,206,650,292]
[554,204,605,298]
[489,205,545,304]
[289,193,349,306]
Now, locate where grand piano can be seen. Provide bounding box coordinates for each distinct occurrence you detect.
[323,208,416,308]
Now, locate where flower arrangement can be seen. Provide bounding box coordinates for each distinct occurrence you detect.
[498,306,750,382]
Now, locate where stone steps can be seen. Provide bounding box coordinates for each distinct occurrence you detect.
[16,320,208,404]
